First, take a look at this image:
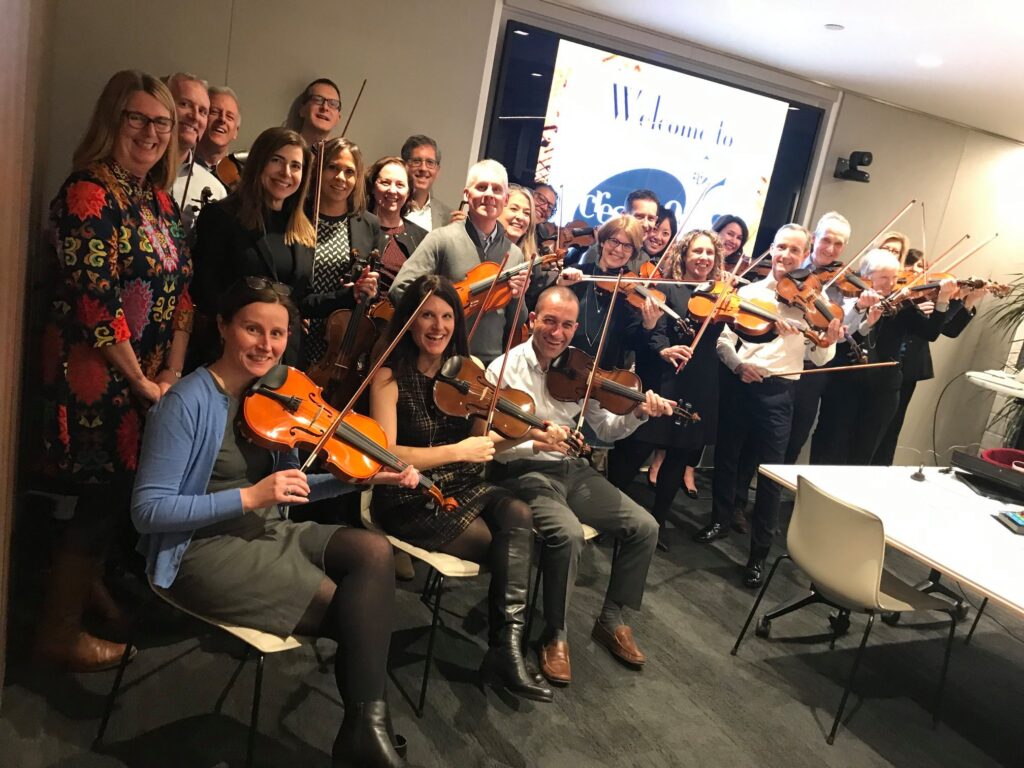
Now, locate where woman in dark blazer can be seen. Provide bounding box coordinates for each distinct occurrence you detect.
[304,137,382,365]
[365,156,427,291]
[191,127,355,367]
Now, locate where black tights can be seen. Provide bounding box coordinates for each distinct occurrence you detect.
[608,439,701,524]
[440,491,532,563]
[295,527,395,705]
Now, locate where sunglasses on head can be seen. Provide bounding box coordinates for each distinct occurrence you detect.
[243,276,292,296]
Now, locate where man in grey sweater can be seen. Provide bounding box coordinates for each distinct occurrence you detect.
[389,159,526,364]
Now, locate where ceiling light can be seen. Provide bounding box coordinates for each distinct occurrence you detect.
[531,72,543,77]
[824,23,844,31]
[915,54,943,68]
[513,29,529,36]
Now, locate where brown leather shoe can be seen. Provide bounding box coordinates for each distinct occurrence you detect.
[539,639,571,684]
[591,621,646,667]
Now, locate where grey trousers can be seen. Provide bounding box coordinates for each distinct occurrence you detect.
[500,457,658,632]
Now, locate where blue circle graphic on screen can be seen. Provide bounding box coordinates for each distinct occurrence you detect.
[572,168,686,227]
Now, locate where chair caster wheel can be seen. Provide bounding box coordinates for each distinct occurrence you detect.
[954,603,969,623]
[755,616,771,638]
[828,612,850,636]
[881,611,901,626]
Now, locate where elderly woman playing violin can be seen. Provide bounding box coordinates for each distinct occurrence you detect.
[131,277,418,768]
[809,249,956,467]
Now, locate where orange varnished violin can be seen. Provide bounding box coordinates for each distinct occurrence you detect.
[687,282,833,348]
[457,250,562,319]
[243,365,458,512]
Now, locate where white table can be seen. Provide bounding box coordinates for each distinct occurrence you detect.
[758,464,1024,618]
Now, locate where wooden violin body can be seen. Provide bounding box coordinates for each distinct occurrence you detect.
[243,365,458,511]
[433,355,538,440]
[776,269,844,332]
[812,260,872,297]
[455,251,561,319]
[547,347,699,423]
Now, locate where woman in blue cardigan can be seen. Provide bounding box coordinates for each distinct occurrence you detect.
[132,277,415,768]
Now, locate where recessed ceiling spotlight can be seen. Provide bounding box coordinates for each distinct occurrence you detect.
[513,29,529,36]
[915,54,943,68]
[531,72,543,77]
[824,23,845,31]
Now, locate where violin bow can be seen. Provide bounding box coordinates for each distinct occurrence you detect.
[483,251,538,435]
[312,139,326,240]
[298,288,436,473]
[886,233,973,298]
[766,361,898,378]
[340,78,367,137]
[575,270,624,434]
[466,250,512,345]
[736,247,772,280]
[822,198,917,292]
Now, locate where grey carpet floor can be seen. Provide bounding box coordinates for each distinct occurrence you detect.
[3,473,1022,767]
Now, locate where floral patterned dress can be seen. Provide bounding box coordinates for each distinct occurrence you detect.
[40,160,192,489]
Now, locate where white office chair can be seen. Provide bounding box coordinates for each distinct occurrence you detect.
[732,475,958,745]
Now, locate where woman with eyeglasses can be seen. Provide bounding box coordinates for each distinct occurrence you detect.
[132,278,418,767]
[365,156,427,291]
[285,77,343,148]
[36,70,192,672]
[191,127,358,367]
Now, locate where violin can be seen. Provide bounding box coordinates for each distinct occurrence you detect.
[686,282,832,348]
[812,260,872,297]
[775,269,845,332]
[242,365,458,512]
[590,269,668,311]
[881,273,1010,315]
[433,355,589,457]
[456,250,562,318]
[307,249,383,409]
[215,153,244,191]
[547,347,699,423]
[537,219,596,250]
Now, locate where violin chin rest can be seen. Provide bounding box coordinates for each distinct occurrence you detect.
[439,356,463,381]
[253,364,289,392]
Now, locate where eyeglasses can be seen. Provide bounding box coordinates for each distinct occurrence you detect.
[243,276,292,296]
[604,238,635,254]
[307,94,341,111]
[879,245,902,255]
[122,110,174,134]
[407,158,439,170]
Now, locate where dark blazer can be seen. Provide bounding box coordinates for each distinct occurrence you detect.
[348,210,385,258]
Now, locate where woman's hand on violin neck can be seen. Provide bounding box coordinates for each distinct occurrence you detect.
[867,303,884,326]
[350,270,379,299]
[736,363,768,384]
[557,268,583,287]
[916,300,936,317]
[963,286,987,309]
[452,435,496,463]
[822,318,845,346]
[937,277,957,303]
[241,469,310,511]
[637,390,674,419]
[641,297,663,329]
[373,464,421,488]
[856,289,883,311]
[508,271,528,298]
[659,345,692,368]
[449,209,468,224]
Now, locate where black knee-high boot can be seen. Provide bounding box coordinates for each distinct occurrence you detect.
[479,527,553,702]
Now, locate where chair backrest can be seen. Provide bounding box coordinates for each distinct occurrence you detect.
[787,476,886,611]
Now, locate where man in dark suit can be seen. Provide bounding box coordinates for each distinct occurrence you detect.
[402,134,454,232]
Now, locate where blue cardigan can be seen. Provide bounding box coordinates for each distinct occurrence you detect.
[132,368,351,588]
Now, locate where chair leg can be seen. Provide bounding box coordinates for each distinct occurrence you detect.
[216,647,251,714]
[965,597,987,645]
[524,546,544,653]
[246,651,265,768]
[92,636,136,749]
[762,589,828,624]
[933,610,958,726]
[416,573,445,718]
[828,612,874,745]
[419,567,439,608]
[829,609,851,650]
[732,554,789,655]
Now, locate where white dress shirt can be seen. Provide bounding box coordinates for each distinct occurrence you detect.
[486,340,647,463]
[716,276,835,380]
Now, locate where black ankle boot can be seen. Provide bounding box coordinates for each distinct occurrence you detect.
[333,700,406,767]
[480,527,554,703]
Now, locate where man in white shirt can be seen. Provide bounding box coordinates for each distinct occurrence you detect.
[695,224,844,587]
[486,286,673,686]
[401,135,453,232]
[165,72,226,237]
